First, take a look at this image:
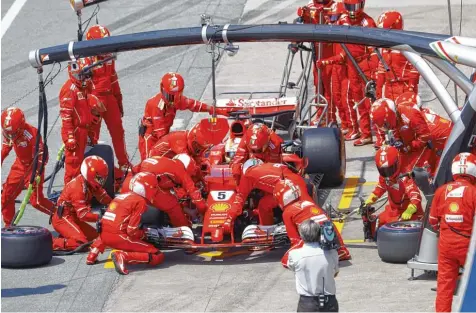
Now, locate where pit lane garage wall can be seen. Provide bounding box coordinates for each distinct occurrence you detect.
[456,219,476,312]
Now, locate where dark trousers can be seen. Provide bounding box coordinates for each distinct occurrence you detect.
[297,295,339,312]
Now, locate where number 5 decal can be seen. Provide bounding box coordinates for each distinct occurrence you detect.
[217,191,226,200]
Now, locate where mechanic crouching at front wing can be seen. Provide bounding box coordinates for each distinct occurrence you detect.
[429,152,476,312]
[274,179,350,262]
[230,123,283,181]
[364,146,424,234]
[52,156,111,251]
[121,154,206,227]
[87,172,164,274]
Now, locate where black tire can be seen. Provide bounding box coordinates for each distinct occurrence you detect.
[1,226,53,268]
[140,205,169,228]
[301,127,346,187]
[377,221,422,263]
[84,144,115,201]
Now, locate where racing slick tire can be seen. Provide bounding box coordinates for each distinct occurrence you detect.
[376,221,422,263]
[1,226,53,268]
[301,127,345,187]
[84,144,115,200]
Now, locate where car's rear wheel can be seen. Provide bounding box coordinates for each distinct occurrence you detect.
[1,226,53,268]
[301,127,346,187]
[377,221,422,263]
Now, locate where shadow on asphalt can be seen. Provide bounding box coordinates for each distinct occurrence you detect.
[1,284,66,298]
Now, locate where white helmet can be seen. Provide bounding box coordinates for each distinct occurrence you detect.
[242,158,264,175]
[451,152,476,180]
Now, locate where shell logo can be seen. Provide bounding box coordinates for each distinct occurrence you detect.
[211,203,230,212]
[109,202,117,211]
[449,202,459,213]
[447,185,453,191]
[311,207,321,215]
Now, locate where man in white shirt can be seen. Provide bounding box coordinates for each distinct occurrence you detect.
[282,219,340,312]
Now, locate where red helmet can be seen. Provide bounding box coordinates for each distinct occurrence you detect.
[273,179,302,208]
[129,172,159,202]
[370,98,397,131]
[187,123,211,156]
[85,25,111,40]
[245,123,271,153]
[140,156,174,189]
[451,152,476,181]
[68,57,93,88]
[375,146,401,180]
[1,107,26,141]
[395,92,421,108]
[160,72,185,105]
[173,153,198,176]
[377,11,403,30]
[343,0,365,19]
[80,156,109,189]
[329,2,346,23]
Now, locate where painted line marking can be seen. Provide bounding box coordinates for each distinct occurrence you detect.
[104,249,118,268]
[338,177,360,210]
[344,239,365,244]
[1,0,28,39]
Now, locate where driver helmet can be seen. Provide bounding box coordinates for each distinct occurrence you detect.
[245,123,271,154]
[242,158,264,176]
[343,0,365,19]
[160,72,185,106]
[370,98,397,131]
[80,156,109,190]
[377,10,403,30]
[451,152,476,182]
[375,146,401,181]
[1,107,26,141]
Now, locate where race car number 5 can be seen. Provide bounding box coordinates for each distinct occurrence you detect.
[210,191,235,201]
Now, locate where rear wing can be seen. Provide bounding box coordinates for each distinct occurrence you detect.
[216,96,297,117]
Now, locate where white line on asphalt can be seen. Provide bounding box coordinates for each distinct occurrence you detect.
[1,0,28,39]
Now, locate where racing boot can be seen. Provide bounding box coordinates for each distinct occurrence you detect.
[86,247,101,265]
[338,246,351,261]
[353,136,373,147]
[111,251,129,275]
[344,129,361,141]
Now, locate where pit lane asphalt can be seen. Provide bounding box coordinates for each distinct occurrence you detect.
[2,0,476,311]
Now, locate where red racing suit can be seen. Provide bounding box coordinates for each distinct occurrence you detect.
[369,175,423,229]
[52,175,111,250]
[421,108,453,174]
[149,130,193,159]
[1,124,54,226]
[233,163,311,225]
[230,131,283,178]
[280,199,349,261]
[390,105,433,173]
[90,193,164,266]
[121,157,206,227]
[59,80,99,184]
[379,49,420,101]
[323,13,376,137]
[429,178,476,312]
[330,46,349,129]
[89,54,129,168]
[298,1,334,121]
[139,93,211,160]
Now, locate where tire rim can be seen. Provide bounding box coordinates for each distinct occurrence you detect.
[389,221,422,229]
[2,226,45,234]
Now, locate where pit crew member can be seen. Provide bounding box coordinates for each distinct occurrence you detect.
[121,154,206,227]
[230,123,283,180]
[364,146,424,232]
[1,107,55,226]
[370,98,433,173]
[59,57,106,184]
[274,179,350,261]
[316,0,376,145]
[52,156,111,251]
[85,25,131,174]
[139,72,227,160]
[86,172,165,274]
[429,152,476,312]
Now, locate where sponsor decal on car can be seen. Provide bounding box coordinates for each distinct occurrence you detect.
[211,203,230,212]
